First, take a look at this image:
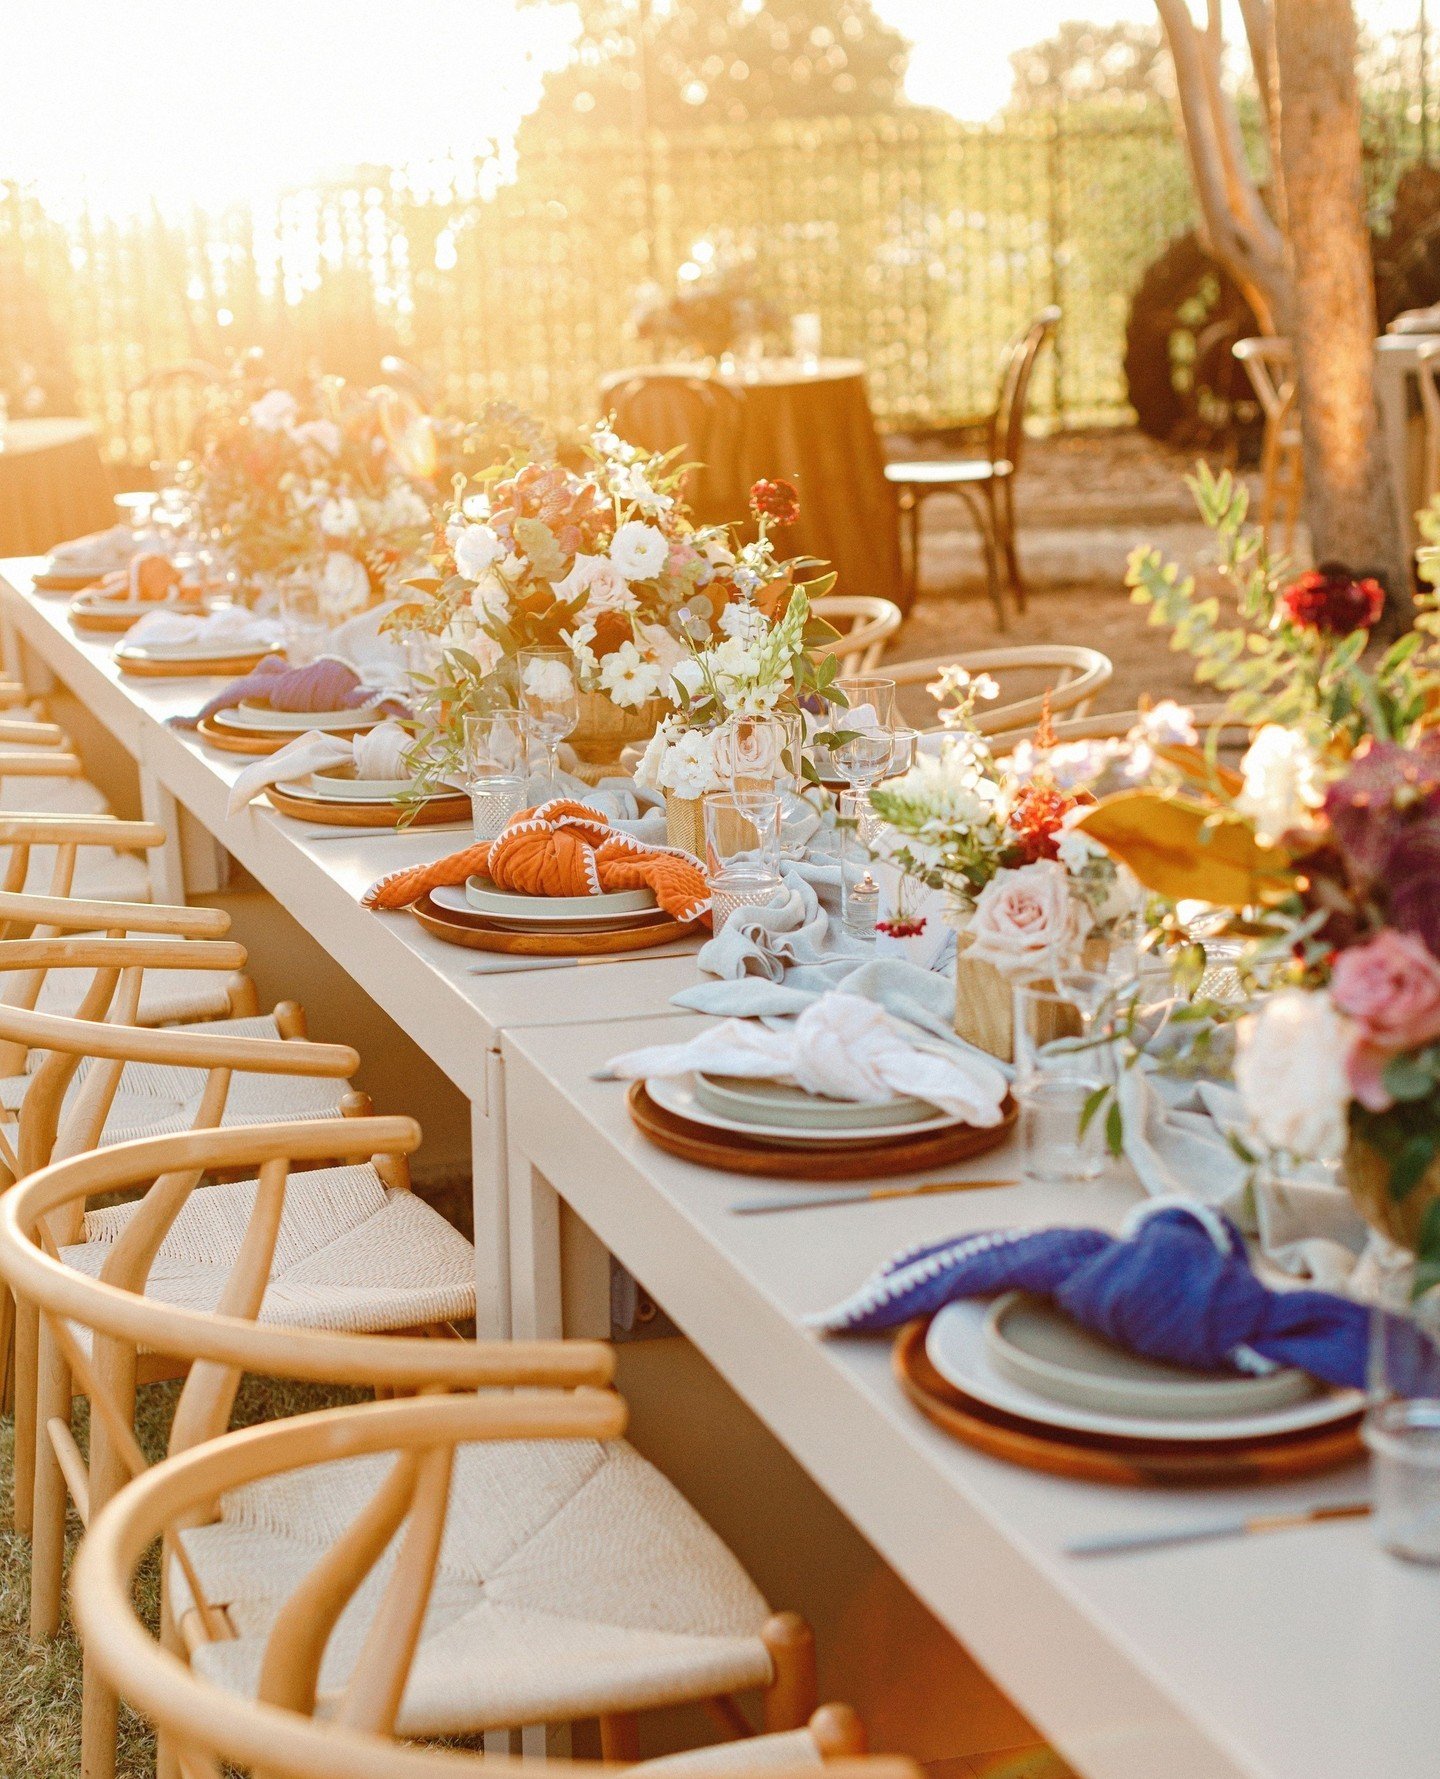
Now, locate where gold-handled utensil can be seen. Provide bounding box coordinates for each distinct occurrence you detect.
[1065,1500,1371,1557]
[729,1177,1020,1216]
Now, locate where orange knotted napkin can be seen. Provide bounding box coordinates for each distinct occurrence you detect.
[363,798,712,926]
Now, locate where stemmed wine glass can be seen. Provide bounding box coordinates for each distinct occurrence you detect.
[831,675,895,938]
[1053,906,1145,1052]
[516,646,579,791]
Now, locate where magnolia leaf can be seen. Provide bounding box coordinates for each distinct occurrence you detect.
[1154,742,1245,800]
[1074,791,1292,908]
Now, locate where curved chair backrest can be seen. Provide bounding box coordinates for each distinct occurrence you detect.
[809,597,903,676]
[71,1385,908,1779]
[121,359,226,472]
[884,645,1112,737]
[599,371,747,513]
[1232,336,1295,425]
[991,306,1060,474]
[0,813,164,906]
[989,701,1241,752]
[0,718,69,749]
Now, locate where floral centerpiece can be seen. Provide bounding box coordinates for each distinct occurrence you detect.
[866,674,1136,1058]
[401,428,835,786]
[181,368,433,612]
[632,245,785,362]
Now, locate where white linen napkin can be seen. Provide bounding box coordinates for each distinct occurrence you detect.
[46,525,149,578]
[598,992,1010,1125]
[696,869,853,983]
[124,606,280,651]
[225,720,416,816]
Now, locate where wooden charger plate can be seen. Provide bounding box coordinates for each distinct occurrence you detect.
[268,783,471,829]
[115,647,277,680]
[193,712,379,757]
[410,889,699,955]
[627,1081,1017,1182]
[893,1318,1363,1487]
[70,593,204,634]
[32,570,100,593]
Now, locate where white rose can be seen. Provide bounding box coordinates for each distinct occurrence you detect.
[1235,724,1324,844]
[454,523,505,582]
[522,657,576,702]
[963,859,1089,978]
[634,717,681,792]
[293,417,342,457]
[1136,699,1198,747]
[554,553,637,615]
[248,389,299,432]
[381,485,430,532]
[659,727,720,800]
[609,519,668,581]
[599,640,663,709]
[1234,989,1354,1161]
[320,495,361,538]
[320,551,371,615]
[468,568,511,625]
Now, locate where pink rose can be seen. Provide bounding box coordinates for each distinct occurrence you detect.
[964,859,1088,978]
[1331,930,1440,1111]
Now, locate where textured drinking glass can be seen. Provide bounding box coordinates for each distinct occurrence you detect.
[1366,1286,1440,1562]
[463,710,530,841]
[1012,983,1106,1183]
[704,790,783,931]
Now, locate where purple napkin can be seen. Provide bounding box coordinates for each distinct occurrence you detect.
[171,657,403,729]
[812,1200,1440,1395]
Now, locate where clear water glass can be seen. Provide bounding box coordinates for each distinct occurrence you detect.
[463,709,530,840]
[704,790,783,930]
[1366,1282,1440,1562]
[1012,982,1106,1183]
[832,676,895,932]
[277,578,330,665]
[517,647,579,788]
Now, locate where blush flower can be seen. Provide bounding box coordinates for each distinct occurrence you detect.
[963,859,1088,978]
[1330,931,1440,1110]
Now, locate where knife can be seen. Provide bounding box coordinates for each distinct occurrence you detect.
[1065,1500,1371,1557]
[728,1177,1019,1215]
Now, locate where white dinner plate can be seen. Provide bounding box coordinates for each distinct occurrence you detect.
[304,768,415,803]
[117,639,276,663]
[429,884,671,930]
[983,1292,1314,1420]
[693,1072,939,1132]
[213,700,383,734]
[926,1297,1363,1443]
[464,875,656,921]
[646,1072,961,1147]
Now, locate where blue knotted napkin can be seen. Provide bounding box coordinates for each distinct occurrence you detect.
[810,1200,1440,1395]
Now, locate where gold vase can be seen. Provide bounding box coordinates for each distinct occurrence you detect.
[567,692,666,785]
[665,792,706,858]
[1342,1138,1440,1254]
[953,951,1018,1061]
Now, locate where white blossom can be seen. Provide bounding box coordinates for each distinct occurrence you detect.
[453,523,506,582]
[609,520,669,581]
[599,640,664,709]
[248,389,299,432]
[1235,989,1354,1161]
[1236,724,1324,844]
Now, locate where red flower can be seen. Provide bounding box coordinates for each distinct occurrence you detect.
[749,478,800,527]
[1006,782,1075,865]
[1280,565,1384,637]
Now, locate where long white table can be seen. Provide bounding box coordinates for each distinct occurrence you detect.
[0,558,701,1335]
[7,558,1436,1779]
[502,1013,1440,1779]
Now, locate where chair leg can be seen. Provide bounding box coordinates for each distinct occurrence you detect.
[599,1713,641,1760]
[0,1283,13,1417]
[13,1295,38,1533]
[996,478,1027,615]
[760,1612,817,1732]
[956,489,1006,632]
[898,492,921,606]
[29,1319,71,1638]
[81,1648,120,1779]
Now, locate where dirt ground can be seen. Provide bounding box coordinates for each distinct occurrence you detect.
[887,427,1281,714]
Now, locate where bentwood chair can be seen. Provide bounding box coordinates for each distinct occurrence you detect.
[884,305,1060,625]
[885,644,1112,739]
[809,597,903,676]
[3,1120,821,1779]
[1232,337,1302,556]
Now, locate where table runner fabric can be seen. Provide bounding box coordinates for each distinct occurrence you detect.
[0,418,114,556]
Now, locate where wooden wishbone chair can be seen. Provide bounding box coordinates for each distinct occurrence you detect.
[0,813,259,1017]
[809,596,903,676]
[0,886,255,1031]
[886,644,1112,738]
[5,1122,820,1779]
[0,955,368,1539]
[68,1391,895,1779]
[0,716,70,749]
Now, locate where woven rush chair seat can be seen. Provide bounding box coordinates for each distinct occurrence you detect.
[0,1012,350,1144]
[168,1435,776,1736]
[33,960,238,1025]
[2,770,110,819]
[59,1160,475,1344]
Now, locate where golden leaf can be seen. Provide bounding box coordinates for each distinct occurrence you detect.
[1074,790,1292,907]
[1154,741,1245,799]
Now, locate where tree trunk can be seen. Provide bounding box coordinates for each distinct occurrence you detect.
[1273,0,1408,604]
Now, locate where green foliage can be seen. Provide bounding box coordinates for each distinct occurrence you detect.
[1127,464,1440,751]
